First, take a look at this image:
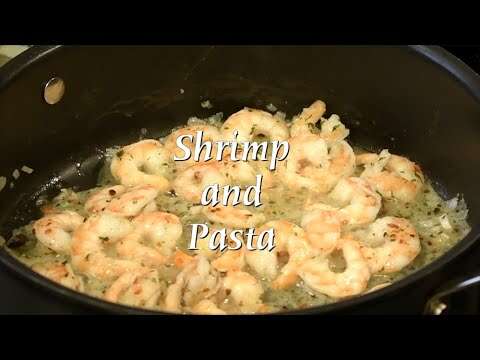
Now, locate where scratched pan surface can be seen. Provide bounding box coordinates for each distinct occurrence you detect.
[1,45,480,314]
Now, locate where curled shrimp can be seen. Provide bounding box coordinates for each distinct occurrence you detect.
[104,268,164,309]
[33,210,85,254]
[181,226,235,261]
[211,248,246,273]
[290,100,350,141]
[85,184,159,217]
[174,229,245,270]
[301,203,347,255]
[221,108,289,141]
[281,134,355,193]
[32,261,84,291]
[320,114,351,142]
[173,249,196,268]
[191,299,226,315]
[110,139,171,191]
[163,124,222,170]
[329,177,382,226]
[190,182,266,229]
[202,204,266,229]
[173,161,258,203]
[172,163,226,203]
[356,149,424,203]
[222,270,265,314]
[266,221,314,290]
[245,220,315,289]
[216,148,277,190]
[85,185,126,213]
[355,216,421,274]
[299,238,371,298]
[116,211,182,267]
[115,233,167,268]
[71,213,143,281]
[132,211,182,257]
[290,100,326,137]
[164,255,221,313]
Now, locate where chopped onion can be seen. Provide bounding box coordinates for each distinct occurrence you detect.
[21,165,34,174]
[200,100,213,109]
[209,112,223,122]
[445,196,459,209]
[439,233,450,240]
[266,103,277,112]
[439,214,453,231]
[179,88,185,94]
[274,111,286,121]
[418,219,437,228]
[12,169,20,179]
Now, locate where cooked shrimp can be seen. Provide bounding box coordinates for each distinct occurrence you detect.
[190,231,219,260]
[86,185,159,217]
[190,299,226,315]
[173,161,258,203]
[196,182,266,229]
[319,114,350,142]
[173,163,227,203]
[299,238,371,298]
[244,235,277,280]
[222,270,264,314]
[202,204,266,229]
[110,139,171,190]
[107,185,159,217]
[290,100,349,141]
[32,261,84,291]
[211,248,246,272]
[245,220,315,289]
[174,227,243,266]
[270,222,316,289]
[164,124,222,170]
[329,177,382,226]
[164,255,221,313]
[221,108,289,141]
[247,158,276,190]
[117,211,182,263]
[104,269,163,309]
[133,212,182,256]
[290,100,326,137]
[217,148,276,190]
[221,160,258,186]
[115,233,167,268]
[185,225,233,261]
[281,134,355,193]
[356,149,424,203]
[71,213,143,280]
[356,217,421,274]
[115,211,181,268]
[173,249,196,268]
[301,203,347,254]
[33,210,84,254]
[84,185,126,213]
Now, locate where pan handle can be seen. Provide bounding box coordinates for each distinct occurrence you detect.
[424,269,480,315]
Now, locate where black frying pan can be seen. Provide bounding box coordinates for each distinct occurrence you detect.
[1,45,480,314]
